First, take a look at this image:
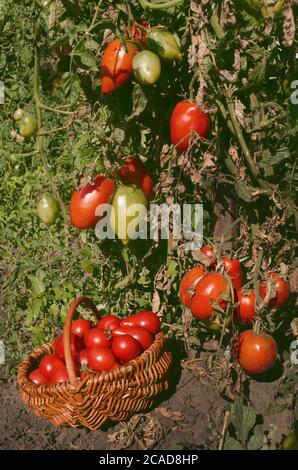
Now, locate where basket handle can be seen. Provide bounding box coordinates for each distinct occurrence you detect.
[63,296,99,384]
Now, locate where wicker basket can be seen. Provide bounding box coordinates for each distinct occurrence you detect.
[17,296,172,430]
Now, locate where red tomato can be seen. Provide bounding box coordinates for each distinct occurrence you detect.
[54,333,84,360]
[110,362,121,370]
[235,330,277,374]
[120,311,160,334]
[235,288,256,324]
[84,328,111,349]
[50,364,69,384]
[97,314,121,330]
[70,175,115,230]
[112,335,142,363]
[101,39,139,95]
[170,101,210,152]
[259,273,290,308]
[179,266,206,307]
[190,273,229,320]
[130,21,148,46]
[200,245,216,266]
[112,326,153,350]
[222,256,243,290]
[29,368,48,385]
[118,157,154,200]
[71,319,91,338]
[87,347,117,372]
[39,355,65,379]
[78,349,89,367]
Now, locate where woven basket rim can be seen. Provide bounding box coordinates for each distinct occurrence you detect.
[18,331,167,393]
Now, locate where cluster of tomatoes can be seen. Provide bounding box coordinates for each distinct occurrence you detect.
[179,245,290,375]
[29,310,161,385]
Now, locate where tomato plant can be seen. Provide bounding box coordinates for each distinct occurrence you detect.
[259,273,290,308]
[222,256,243,290]
[70,175,115,229]
[170,101,210,152]
[200,246,216,266]
[118,157,154,200]
[189,273,229,320]
[133,50,161,86]
[235,330,278,374]
[19,114,38,137]
[235,288,256,324]
[101,39,139,95]
[112,334,142,363]
[130,21,149,46]
[147,27,181,62]
[120,311,160,334]
[37,194,58,226]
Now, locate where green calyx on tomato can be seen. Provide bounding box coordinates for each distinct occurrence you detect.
[70,175,116,230]
[19,114,38,138]
[13,108,24,121]
[117,156,154,200]
[101,39,139,95]
[147,27,181,62]
[133,50,161,86]
[110,185,148,245]
[170,100,210,152]
[37,194,58,226]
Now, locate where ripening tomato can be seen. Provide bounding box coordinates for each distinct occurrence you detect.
[37,194,58,226]
[54,333,84,361]
[235,330,277,374]
[101,39,139,95]
[97,315,121,331]
[118,157,154,200]
[71,319,91,338]
[259,273,290,308]
[130,21,149,46]
[110,185,148,245]
[179,266,206,307]
[70,175,115,229]
[147,28,181,62]
[29,368,49,385]
[112,326,153,350]
[19,114,38,137]
[87,347,117,372]
[39,355,65,379]
[133,50,161,86]
[112,335,142,363]
[50,364,69,384]
[222,256,243,290]
[200,245,216,266]
[170,101,210,152]
[235,288,256,324]
[84,328,111,349]
[14,108,24,121]
[189,272,229,320]
[120,311,160,334]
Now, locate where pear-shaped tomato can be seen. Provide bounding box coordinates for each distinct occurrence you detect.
[101,39,138,95]
[117,156,154,200]
[110,185,147,245]
[70,175,115,229]
[147,28,181,62]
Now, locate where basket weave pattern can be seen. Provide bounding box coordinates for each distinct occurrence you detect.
[17,296,172,430]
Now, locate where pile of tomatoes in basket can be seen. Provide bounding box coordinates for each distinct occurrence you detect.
[29,311,160,385]
[179,245,290,375]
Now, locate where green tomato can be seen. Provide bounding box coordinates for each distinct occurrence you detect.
[13,108,24,121]
[281,432,298,450]
[20,115,38,138]
[110,185,147,245]
[37,194,58,226]
[147,28,181,62]
[133,51,161,86]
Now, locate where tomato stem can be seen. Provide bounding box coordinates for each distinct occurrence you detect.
[252,249,263,316]
[138,0,184,10]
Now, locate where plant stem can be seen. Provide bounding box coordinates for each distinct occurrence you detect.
[252,249,263,316]
[219,411,230,450]
[34,45,68,228]
[39,103,74,115]
[38,126,66,136]
[139,0,183,10]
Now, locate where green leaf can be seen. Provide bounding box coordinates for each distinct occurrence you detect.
[168,258,178,280]
[232,397,256,447]
[247,424,264,450]
[235,180,253,202]
[128,84,148,121]
[30,275,45,297]
[223,436,244,450]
